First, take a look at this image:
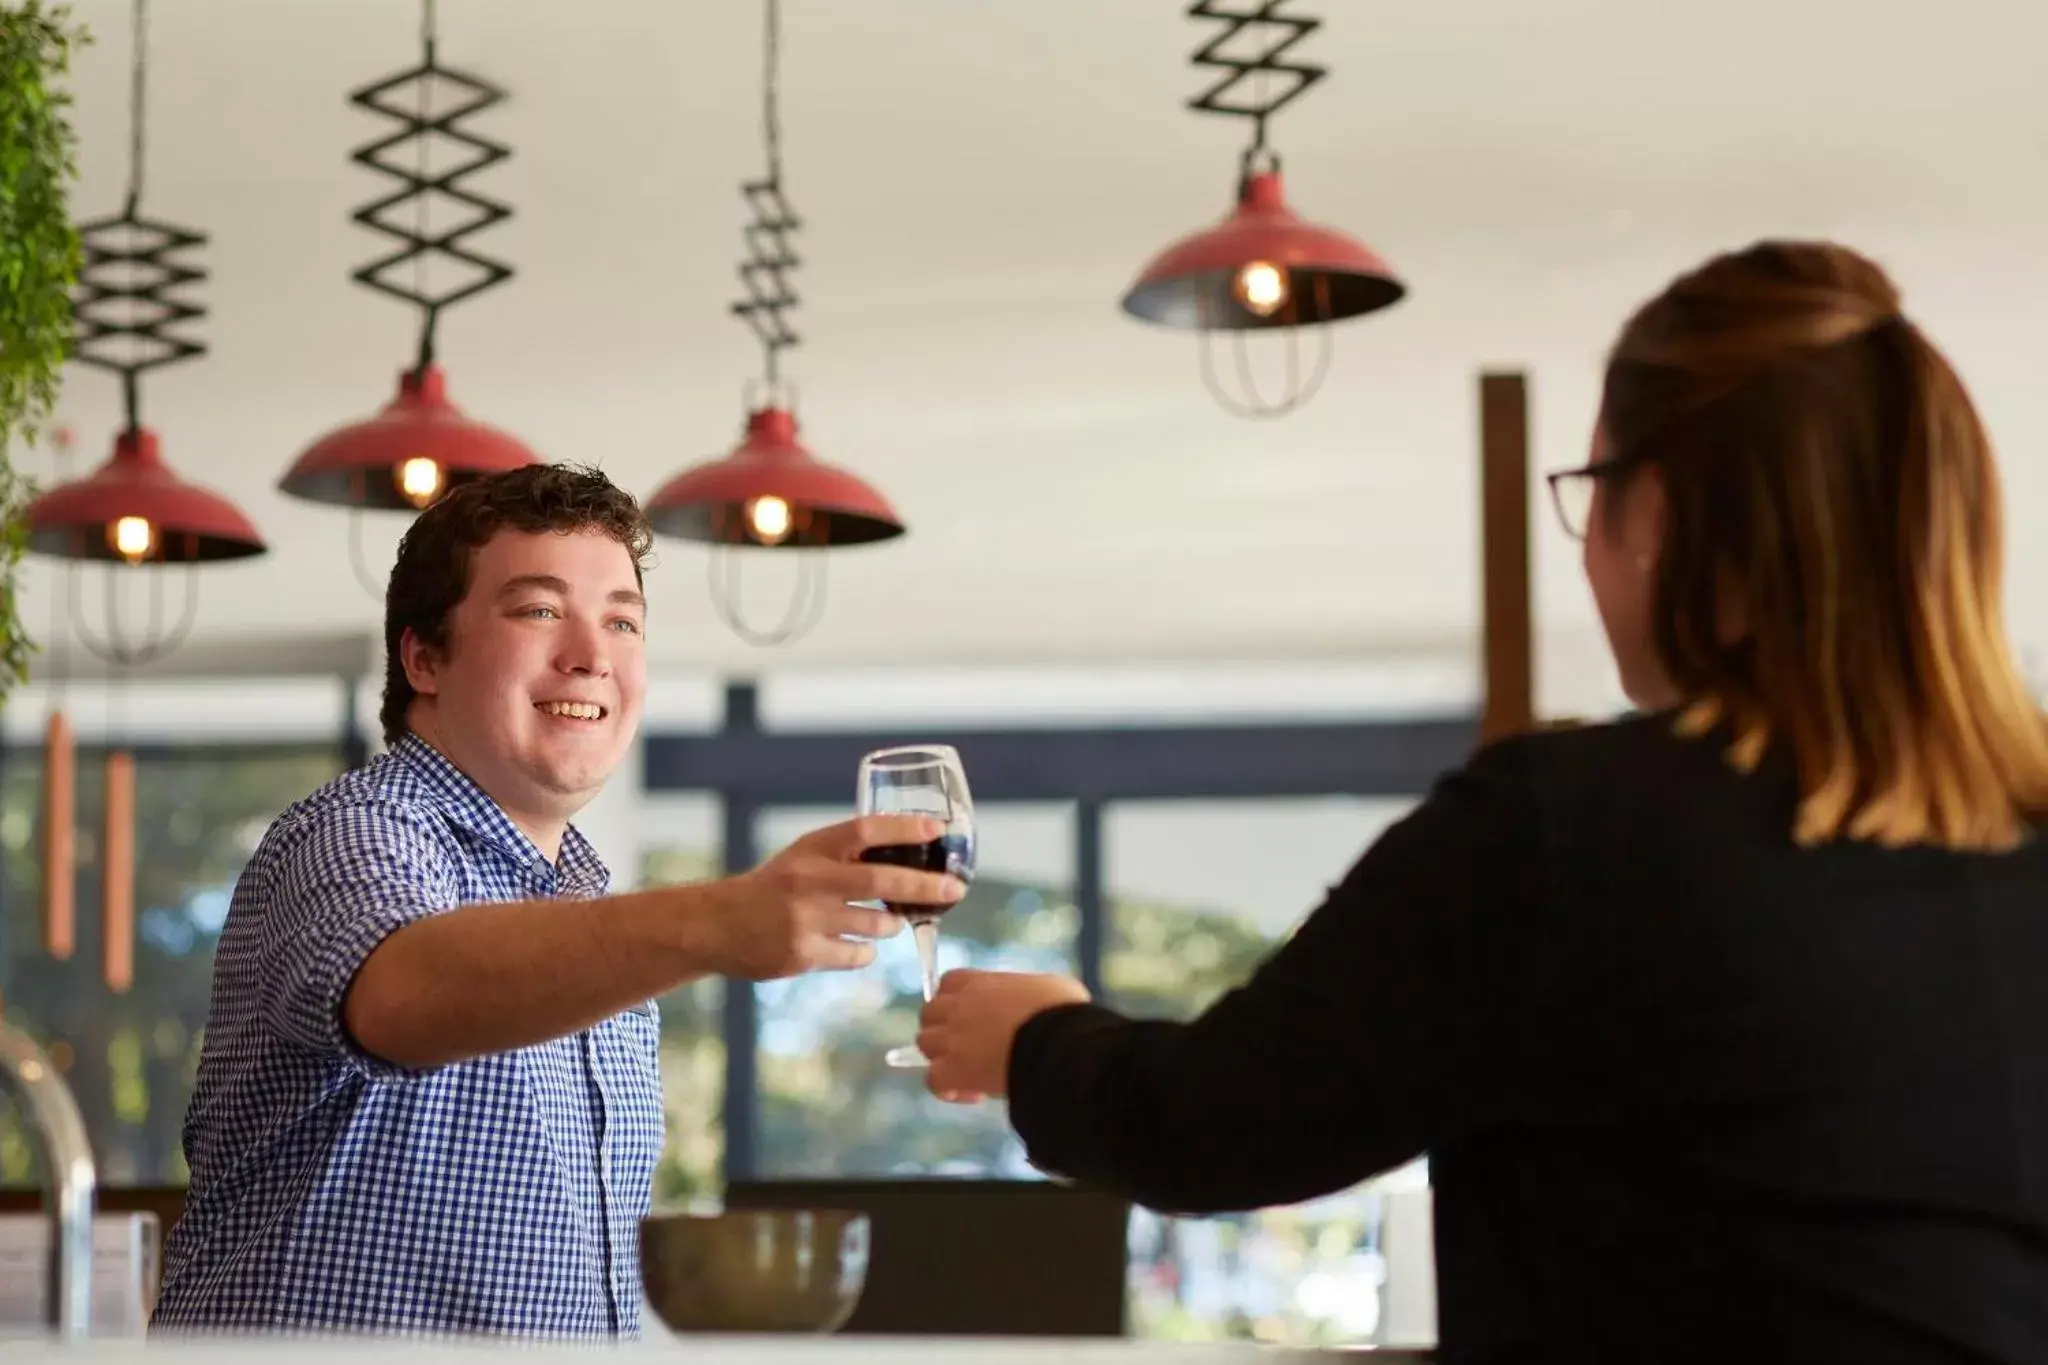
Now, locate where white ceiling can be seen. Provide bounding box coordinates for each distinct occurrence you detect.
[18,0,2048,718]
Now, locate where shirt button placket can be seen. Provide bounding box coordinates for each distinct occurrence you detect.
[584,1027,623,1330]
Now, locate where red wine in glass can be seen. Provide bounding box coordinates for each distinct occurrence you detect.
[856,745,975,1069]
[860,832,975,918]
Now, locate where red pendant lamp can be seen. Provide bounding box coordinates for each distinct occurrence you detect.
[277,0,536,589]
[648,407,901,549]
[280,364,532,513]
[27,0,267,666]
[1122,0,1405,417]
[645,0,903,647]
[29,428,264,568]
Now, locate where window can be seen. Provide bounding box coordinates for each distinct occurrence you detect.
[1106,797,1422,1346]
[0,741,345,1185]
[751,802,1077,1178]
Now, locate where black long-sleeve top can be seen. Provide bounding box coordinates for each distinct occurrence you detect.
[1009,714,2048,1364]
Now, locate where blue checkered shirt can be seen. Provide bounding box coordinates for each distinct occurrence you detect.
[152,735,665,1340]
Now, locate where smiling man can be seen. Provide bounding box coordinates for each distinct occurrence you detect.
[152,464,960,1341]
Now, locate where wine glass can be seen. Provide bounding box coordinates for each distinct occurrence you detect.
[856,745,975,1069]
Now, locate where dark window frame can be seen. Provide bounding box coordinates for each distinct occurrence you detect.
[649,683,1474,1180]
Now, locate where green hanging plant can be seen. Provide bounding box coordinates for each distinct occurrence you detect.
[0,1,87,703]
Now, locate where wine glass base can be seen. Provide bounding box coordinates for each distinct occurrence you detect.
[885,1044,931,1069]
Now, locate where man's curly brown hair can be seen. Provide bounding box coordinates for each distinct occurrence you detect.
[380,463,655,746]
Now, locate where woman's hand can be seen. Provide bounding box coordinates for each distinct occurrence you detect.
[917,969,1092,1103]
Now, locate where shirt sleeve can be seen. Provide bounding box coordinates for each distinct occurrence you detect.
[254,798,463,1081]
[1006,736,1604,1214]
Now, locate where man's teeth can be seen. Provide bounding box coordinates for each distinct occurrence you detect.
[537,701,603,720]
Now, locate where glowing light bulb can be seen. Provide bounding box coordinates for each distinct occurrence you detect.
[397,457,444,508]
[747,495,792,545]
[1234,260,1288,317]
[109,516,155,563]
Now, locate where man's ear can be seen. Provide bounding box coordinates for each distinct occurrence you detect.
[399,626,443,700]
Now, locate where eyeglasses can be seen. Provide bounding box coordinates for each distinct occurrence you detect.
[1544,459,1631,541]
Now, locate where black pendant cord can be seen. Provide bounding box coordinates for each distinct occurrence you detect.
[119,0,145,219]
[1185,0,1325,184]
[72,0,208,437]
[349,0,513,377]
[731,0,801,404]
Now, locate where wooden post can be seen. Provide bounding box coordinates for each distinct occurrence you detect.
[1480,371,1535,743]
[41,710,75,959]
[102,750,135,993]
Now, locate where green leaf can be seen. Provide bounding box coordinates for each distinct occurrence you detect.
[0,1,88,703]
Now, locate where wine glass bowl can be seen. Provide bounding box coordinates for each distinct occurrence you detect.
[856,745,975,1068]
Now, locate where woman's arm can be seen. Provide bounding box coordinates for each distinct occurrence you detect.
[1001,737,1589,1214]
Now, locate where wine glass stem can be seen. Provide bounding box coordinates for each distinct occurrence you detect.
[911,918,940,1001]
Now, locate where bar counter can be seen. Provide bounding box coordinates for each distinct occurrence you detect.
[9,1336,1433,1363]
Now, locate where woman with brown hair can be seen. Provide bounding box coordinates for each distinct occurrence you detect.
[919,241,2048,1363]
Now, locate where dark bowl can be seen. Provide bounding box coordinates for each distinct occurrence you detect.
[640,1208,870,1335]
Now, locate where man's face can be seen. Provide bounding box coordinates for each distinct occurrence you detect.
[401,527,647,842]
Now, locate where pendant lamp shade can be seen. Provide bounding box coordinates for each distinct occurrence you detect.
[1122,171,1403,331]
[647,407,902,548]
[279,365,536,511]
[27,427,265,564]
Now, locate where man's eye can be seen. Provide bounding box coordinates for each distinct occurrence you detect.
[521,605,560,620]
[610,618,643,635]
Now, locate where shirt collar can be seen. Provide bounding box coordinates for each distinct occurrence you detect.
[393,733,610,893]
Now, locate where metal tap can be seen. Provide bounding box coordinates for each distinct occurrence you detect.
[0,1020,95,1340]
